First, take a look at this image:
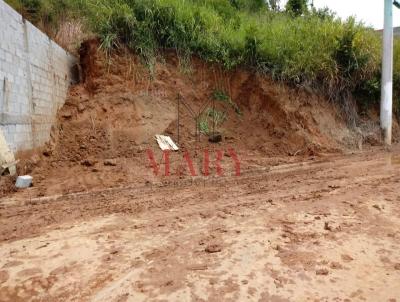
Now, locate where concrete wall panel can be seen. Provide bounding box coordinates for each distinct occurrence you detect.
[0,0,77,153]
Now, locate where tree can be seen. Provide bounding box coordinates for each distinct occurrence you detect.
[247,0,267,12]
[311,6,336,21]
[285,0,308,16]
[268,0,281,11]
[230,0,267,12]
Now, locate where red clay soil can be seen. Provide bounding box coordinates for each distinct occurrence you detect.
[3,40,361,198]
[1,40,400,302]
[0,146,399,301]
[0,176,16,197]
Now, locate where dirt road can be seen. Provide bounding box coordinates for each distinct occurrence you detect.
[0,147,399,301]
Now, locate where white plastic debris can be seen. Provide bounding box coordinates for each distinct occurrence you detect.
[155,135,179,151]
[15,175,33,189]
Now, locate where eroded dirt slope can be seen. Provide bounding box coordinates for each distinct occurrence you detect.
[3,40,363,198]
[0,40,399,302]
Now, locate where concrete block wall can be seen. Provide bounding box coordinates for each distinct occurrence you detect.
[0,0,77,153]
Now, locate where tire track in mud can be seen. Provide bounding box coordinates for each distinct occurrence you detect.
[0,149,398,243]
[0,149,399,301]
[1,148,385,205]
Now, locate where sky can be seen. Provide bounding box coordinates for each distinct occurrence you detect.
[281,0,400,29]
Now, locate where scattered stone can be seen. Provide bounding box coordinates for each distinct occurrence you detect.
[81,159,97,167]
[42,149,52,157]
[266,199,275,205]
[372,204,382,211]
[205,244,222,253]
[341,254,354,262]
[330,262,343,270]
[77,103,86,112]
[62,110,73,119]
[187,264,208,271]
[316,268,329,276]
[163,280,174,287]
[394,263,400,270]
[324,222,333,231]
[15,175,33,189]
[36,243,50,250]
[364,132,381,146]
[273,244,281,251]
[209,133,222,143]
[104,159,117,166]
[142,113,153,119]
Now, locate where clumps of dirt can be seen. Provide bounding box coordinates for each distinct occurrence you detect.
[7,40,360,198]
[205,244,223,253]
[79,38,103,93]
[315,268,329,276]
[0,176,17,198]
[0,152,42,198]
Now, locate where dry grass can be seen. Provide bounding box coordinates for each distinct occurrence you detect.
[55,20,89,54]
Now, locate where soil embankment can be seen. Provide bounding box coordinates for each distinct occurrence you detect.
[1,40,374,198]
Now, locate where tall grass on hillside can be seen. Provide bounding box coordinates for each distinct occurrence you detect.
[7,0,400,113]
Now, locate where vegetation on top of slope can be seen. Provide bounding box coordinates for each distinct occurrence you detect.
[6,0,400,115]
[285,0,308,16]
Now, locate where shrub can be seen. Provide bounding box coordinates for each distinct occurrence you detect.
[285,0,308,16]
[6,0,400,112]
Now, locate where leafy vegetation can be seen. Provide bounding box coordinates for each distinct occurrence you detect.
[285,0,308,16]
[198,89,240,135]
[6,0,400,112]
[213,89,242,115]
[198,108,227,135]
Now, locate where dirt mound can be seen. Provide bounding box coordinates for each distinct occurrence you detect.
[0,176,16,197]
[79,38,104,93]
[8,41,360,198]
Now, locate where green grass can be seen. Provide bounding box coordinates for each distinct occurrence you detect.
[198,107,227,135]
[213,89,242,115]
[7,0,400,110]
